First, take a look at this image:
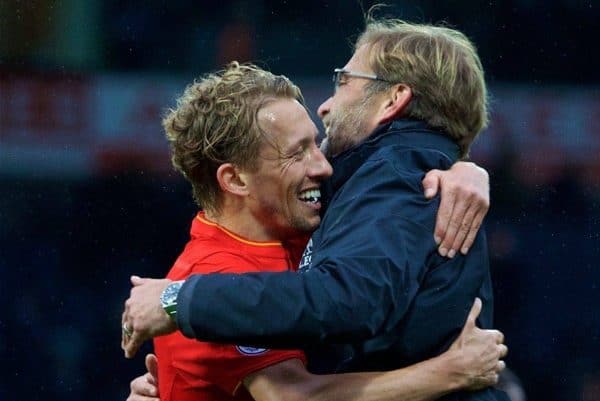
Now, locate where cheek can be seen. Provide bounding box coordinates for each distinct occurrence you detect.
[283,168,305,200]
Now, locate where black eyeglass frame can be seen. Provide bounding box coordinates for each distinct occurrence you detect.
[332,68,393,92]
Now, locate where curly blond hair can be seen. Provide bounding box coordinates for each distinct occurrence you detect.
[163,62,302,213]
[357,18,488,157]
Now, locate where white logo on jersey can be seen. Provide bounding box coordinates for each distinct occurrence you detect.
[236,345,268,356]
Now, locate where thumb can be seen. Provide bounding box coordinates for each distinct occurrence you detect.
[145,353,159,383]
[422,169,442,199]
[131,275,147,286]
[462,297,482,333]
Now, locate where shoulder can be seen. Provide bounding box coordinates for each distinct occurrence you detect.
[168,245,264,280]
[341,146,453,204]
[334,145,452,205]
[322,147,447,237]
[366,145,455,178]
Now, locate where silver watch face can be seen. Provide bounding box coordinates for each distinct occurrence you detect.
[161,280,183,307]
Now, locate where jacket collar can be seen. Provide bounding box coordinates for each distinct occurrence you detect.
[322,119,460,207]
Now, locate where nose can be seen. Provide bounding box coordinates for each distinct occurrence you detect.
[309,146,333,179]
[317,97,333,119]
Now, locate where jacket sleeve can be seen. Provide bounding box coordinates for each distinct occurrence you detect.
[177,154,439,348]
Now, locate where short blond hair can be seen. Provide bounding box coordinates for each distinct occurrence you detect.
[163,62,302,213]
[356,19,488,157]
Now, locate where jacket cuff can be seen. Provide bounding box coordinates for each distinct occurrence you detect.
[176,275,200,339]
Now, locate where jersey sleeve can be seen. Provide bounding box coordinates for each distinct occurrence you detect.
[167,336,306,396]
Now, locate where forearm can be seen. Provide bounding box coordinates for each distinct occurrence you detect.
[176,269,391,347]
[246,353,465,401]
[305,353,464,401]
[175,215,420,347]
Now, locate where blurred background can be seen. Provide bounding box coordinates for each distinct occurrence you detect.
[1,1,598,400]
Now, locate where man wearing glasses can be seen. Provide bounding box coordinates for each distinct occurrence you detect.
[124,18,508,401]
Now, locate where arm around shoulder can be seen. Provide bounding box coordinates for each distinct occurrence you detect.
[244,298,507,401]
[244,356,461,401]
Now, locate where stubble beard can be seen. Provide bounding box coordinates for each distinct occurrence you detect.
[325,98,373,157]
[290,213,319,235]
[265,200,317,240]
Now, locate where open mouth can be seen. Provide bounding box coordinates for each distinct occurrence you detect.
[298,188,321,204]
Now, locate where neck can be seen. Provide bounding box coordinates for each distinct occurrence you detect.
[205,203,281,243]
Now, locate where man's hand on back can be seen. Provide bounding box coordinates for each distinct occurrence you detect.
[446,298,507,390]
[422,161,490,257]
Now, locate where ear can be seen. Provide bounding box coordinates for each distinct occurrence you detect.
[216,163,249,197]
[376,84,412,125]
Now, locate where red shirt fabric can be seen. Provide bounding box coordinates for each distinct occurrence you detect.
[154,212,308,401]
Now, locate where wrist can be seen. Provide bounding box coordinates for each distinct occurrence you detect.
[435,349,470,392]
[160,280,184,324]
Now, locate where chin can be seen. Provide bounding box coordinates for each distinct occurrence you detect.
[304,216,321,232]
[291,217,320,234]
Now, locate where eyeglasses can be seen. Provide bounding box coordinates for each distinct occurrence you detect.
[332,68,392,93]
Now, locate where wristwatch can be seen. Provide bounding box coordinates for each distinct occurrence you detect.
[160,280,184,322]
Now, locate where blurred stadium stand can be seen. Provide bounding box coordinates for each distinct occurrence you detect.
[1,1,598,401]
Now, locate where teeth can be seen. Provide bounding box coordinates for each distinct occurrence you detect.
[299,189,321,203]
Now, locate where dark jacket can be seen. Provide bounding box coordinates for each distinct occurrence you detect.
[177,119,507,400]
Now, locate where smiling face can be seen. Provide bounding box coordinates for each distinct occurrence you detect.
[243,98,333,240]
[318,44,385,157]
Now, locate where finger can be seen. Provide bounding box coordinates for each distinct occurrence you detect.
[122,302,131,332]
[438,192,471,258]
[125,338,143,359]
[122,329,129,351]
[121,311,130,351]
[125,333,144,359]
[131,275,148,286]
[461,298,482,333]
[496,360,506,373]
[435,188,457,251]
[131,375,159,397]
[475,372,499,389]
[460,206,486,255]
[122,304,131,330]
[422,169,442,199]
[145,354,159,384]
[449,203,478,257]
[481,329,504,347]
[143,374,159,396]
[144,373,157,387]
[122,328,133,352]
[496,330,505,345]
[140,374,159,396]
[498,344,508,358]
[434,192,456,252]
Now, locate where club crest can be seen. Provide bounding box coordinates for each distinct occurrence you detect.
[299,238,313,272]
[236,345,268,355]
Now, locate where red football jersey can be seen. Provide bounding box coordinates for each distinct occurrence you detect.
[154,212,308,401]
